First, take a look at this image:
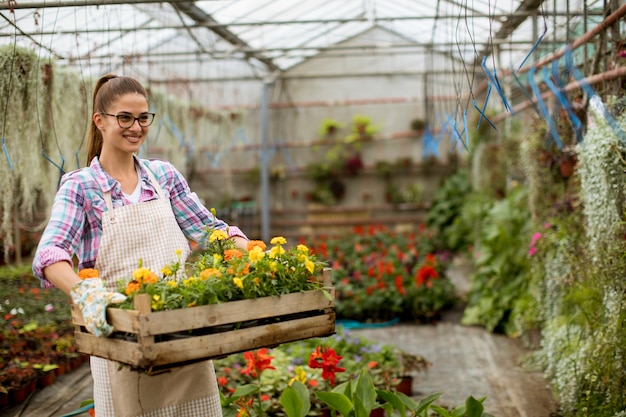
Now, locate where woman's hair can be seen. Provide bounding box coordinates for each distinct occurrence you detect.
[86,74,149,165]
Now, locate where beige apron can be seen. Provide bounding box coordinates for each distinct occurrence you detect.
[91,167,221,417]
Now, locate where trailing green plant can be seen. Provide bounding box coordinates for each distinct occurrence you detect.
[461,185,532,335]
[424,169,474,252]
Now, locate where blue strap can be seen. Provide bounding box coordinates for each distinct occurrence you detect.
[422,126,439,158]
[42,150,66,188]
[59,402,94,416]
[516,17,547,72]
[565,47,626,145]
[510,65,541,115]
[481,56,513,113]
[473,84,498,132]
[542,66,583,143]
[2,136,13,170]
[527,66,563,149]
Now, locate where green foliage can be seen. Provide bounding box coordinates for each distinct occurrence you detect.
[461,186,532,335]
[425,169,475,252]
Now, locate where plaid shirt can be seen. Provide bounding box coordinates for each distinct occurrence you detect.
[33,156,247,287]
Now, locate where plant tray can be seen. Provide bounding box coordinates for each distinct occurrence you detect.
[71,269,335,374]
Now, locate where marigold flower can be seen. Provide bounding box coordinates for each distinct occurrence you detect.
[233,277,244,289]
[270,236,287,245]
[296,244,309,253]
[247,240,267,251]
[224,249,244,261]
[161,267,173,277]
[305,259,315,274]
[199,268,222,280]
[269,246,285,259]
[78,268,99,279]
[166,281,178,288]
[248,246,265,263]
[209,230,228,242]
[125,280,141,296]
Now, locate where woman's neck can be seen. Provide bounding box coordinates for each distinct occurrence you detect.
[99,153,138,194]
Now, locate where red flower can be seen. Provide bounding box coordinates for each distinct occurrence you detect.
[217,376,228,386]
[308,346,346,386]
[241,348,275,378]
[394,275,405,296]
[415,265,438,287]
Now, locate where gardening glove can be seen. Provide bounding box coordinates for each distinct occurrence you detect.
[70,278,127,337]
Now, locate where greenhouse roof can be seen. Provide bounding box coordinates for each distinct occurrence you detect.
[0,0,606,84]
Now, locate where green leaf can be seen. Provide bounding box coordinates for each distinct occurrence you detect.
[354,369,377,411]
[415,392,443,414]
[316,392,354,416]
[430,404,451,417]
[231,384,259,398]
[280,385,304,417]
[465,396,484,417]
[280,381,311,417]
[451,404,467,417]
[353,396,369,417]
[377,390,406,415]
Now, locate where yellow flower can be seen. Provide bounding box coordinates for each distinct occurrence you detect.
[253,277,260,286]
[175,249,182,257]
[270,236,287,245]
[289,366,307,386]
[233,277,244,289]
[161,267,173,277]
[132,267,150,281]
[183,277,197,286]
[269,261,278,272]
[166,280,178,288]
[269,246,285,259]
[209,230,228,242]
[213,254,223,263]
[296,244,309,253]
[248,246,265,263]
[305,259,315,274]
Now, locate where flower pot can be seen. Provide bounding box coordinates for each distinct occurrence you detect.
[37,372,57,388]
[9,386,28,404]
[395,375,413,395]
[0,391,9,406]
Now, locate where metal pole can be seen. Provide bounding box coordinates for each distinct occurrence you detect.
[260,80,272,242]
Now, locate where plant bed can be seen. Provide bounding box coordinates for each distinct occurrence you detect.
[72,269,335,373]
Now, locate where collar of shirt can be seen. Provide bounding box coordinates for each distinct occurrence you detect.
[88,155,158,202]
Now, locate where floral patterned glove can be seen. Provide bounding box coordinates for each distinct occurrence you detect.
[70,278,127,337]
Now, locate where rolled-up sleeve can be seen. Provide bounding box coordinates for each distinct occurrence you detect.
[151,160,249,247]
[32,177,87,287]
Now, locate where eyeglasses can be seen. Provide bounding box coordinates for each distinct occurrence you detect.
[100,112,155,128]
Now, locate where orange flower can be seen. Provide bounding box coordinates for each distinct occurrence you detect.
[224,249,244,261]
[217,376,228,386]
[247,240,267,251]
[125,280,141,296]
[199,268,222,280]
[78,268,99,279]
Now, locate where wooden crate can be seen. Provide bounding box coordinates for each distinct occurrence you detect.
[72,269,335,374]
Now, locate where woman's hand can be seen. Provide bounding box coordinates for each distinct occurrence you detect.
[70,278,127,337]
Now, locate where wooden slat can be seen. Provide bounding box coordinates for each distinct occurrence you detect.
[146,313,336,368]
[133,289,333,336]
[74,332,145,365]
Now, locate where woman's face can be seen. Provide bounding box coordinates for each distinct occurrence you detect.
[94,92,150,157]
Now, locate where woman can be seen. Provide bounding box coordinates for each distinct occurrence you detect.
[32,74,248,416]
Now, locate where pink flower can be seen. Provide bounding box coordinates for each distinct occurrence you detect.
[528,247,537,257]
[44,304,55,312]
